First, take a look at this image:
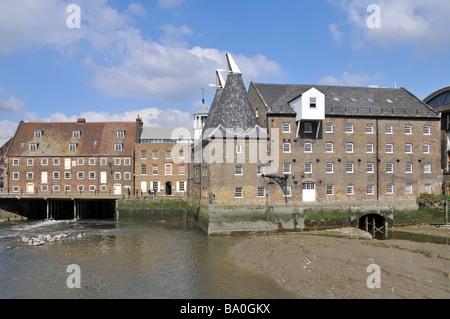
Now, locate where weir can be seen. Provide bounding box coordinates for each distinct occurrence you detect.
[0,198,117,221]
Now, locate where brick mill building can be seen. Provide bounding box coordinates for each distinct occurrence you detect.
[248,83,442,203]
[5,118,140,196]
[191,54,442,206]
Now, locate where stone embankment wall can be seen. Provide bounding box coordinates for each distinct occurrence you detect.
[100,198,446,235]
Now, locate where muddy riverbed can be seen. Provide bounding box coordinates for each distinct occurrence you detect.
[230,225,450,299]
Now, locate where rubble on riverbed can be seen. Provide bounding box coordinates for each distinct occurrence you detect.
[19,233,86,246]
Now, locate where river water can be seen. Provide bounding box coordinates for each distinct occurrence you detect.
[0,219,296,299]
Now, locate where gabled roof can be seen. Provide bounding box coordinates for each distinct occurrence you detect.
[7,121,137,157]
[251,83,439,118]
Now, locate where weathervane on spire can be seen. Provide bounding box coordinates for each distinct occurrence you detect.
[201,87,205,104]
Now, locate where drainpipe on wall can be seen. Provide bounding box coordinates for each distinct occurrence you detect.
[376,117,380,201]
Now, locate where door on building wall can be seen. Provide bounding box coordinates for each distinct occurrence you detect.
[302,182,316,202]
[114,184,122,195]
[141,181,147,194]
[101,172,107,184]
[166,182,172,196]
[26,183,34,194]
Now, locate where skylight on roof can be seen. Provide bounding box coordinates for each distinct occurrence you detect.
[367,98,374,103]
[386,99,394,103]
[333,97,340,101]
[350,98,357,102]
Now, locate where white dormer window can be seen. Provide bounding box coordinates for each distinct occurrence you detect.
[34,130,43,138]
[115,143,123,151]
[69,143,77,151]
[29,143,38,151]
[310,97,317,108]
[73,131,81,138]
[117,130,125,138]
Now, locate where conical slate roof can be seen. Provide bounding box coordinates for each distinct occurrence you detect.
[194,100,210,116]
[203,73,257,136]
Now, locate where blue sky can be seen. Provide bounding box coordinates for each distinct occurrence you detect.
[0,0,449,137]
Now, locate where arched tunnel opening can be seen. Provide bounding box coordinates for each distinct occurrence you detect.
[359,213,387,238]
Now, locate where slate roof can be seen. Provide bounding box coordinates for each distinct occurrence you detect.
[194,101,210,116]
[7,121,138,157]
[140,126,194,141]
[423,86,450,109]
[251,83,439,118]
[203,73,259,136]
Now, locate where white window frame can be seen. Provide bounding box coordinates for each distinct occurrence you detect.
[386,144,394,153]
[387,184,394,195]
[346,162,354,174]
[366,124,374,134]
[386,124,393,134]
[283,163,292,174]
[326,162,333,174]
[405,144,413,154]
[345,124,353,133]
[282,123,291,133]
[305,163,313,174]
[405,125,412,135]
[386,163,394,174]
[406,184,413,195]
[424,125,431,135]
[406,162,413,174]
[304,143,311,153]
[325,123,333,133]
[283,143,292,153]
[235,187,243,199]
[325,142,333,153]
[423,144,430,154]
[367,162,374,173]
[257,187,265,198]
[366,143,374,154]
[424,163,431,174]
[347,185,354,195]
[346,143,354,153]
[326,184,334,196]
[367,184,375,195]
[235,165,243,176]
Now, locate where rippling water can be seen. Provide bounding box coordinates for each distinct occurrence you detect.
[0,219,295,299]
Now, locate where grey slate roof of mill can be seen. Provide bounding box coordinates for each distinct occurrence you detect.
[251,83,439,118]
[203,73,258,135]
[140,127,194,141]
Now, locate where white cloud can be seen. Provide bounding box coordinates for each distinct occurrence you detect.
[158,0,187,9]
[318,71,384,86]
[35,107,192,128]
[0,1,285,103]
[329,0,450,51]
[0,120,18,137]
[128,3,146,18]
[0,96,26,113]
[329,23,343,44]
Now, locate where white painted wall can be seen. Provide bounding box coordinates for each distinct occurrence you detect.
[290,87,325,121]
